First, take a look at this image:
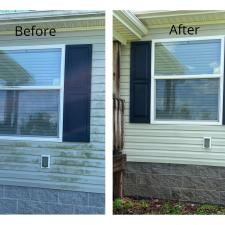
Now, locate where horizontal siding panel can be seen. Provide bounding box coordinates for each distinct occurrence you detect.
[127,156,225,168]
[92,75,105,84]
[91,125,105,134]
[0,178,104,193]
[91,100,105,109]
[0,35,105,45]
[125,129,225,139]
[0,154,104,168]
[124,124,225,131]
[91,93,105,101]
[126,149,225,160]
[0,163,104,177]
[0,30,105,40]
[0,170,104,185]
[91,117,105,126]
[0,147,104,158]
[91,134,105,143]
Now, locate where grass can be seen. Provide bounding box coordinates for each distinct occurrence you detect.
[113,198,225,215]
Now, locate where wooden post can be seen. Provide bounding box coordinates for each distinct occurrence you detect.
[113,41,121,98]
[113,41,126,198]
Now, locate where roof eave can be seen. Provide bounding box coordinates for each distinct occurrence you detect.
[113,10,148,44]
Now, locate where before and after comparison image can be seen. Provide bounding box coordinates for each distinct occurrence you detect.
[1,9,225,220]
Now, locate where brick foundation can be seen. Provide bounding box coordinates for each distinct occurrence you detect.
[0,185,105,214]
[123,162,225,205]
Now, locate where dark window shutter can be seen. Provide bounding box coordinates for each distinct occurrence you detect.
[63,45,92,142]
[130,41,151,123]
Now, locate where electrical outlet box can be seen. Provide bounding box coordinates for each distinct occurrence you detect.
[203,137,211,149]
[41,155,50,168]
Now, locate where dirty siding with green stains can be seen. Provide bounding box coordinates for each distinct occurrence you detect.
[0,30,105,194]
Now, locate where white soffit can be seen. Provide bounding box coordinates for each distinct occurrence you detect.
[113,10,148,45]
[0,10,105,35]
[134,10,225,28]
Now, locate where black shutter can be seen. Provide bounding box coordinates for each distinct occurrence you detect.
[63,45,92,142]
[130,41,151,123]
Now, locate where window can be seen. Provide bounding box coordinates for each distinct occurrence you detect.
[152,37,223,124]
[0,46,64,140]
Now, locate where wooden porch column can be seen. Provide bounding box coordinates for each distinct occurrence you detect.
[113,40,126,199]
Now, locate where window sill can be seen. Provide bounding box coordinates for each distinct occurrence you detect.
[0,136,62,142]
[151,120,221,126]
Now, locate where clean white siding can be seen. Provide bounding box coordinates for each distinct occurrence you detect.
[0,30,105,193]
[121,24,225,167]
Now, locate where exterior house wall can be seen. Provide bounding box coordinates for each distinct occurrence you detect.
[0,30,105,213]
[121,23,225,203]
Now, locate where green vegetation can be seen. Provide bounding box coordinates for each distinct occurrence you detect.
[113,198,225,215]
[113,198,123,210]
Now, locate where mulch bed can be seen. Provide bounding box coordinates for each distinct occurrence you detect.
[113,197,225,215]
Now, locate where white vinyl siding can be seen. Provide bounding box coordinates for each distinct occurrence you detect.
[0,30,105,194]
[120,24,225,167]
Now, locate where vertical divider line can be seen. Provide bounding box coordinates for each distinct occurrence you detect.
[105,9,113,216]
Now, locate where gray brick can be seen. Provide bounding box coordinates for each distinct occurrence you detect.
[73,206,90,214]
[31,188,58,203]
[73,206,104,214]
[124,173,136,185]
[136,174,152,185]
[219,191,225,205]
[195,190,220,204]
[150,163,171,175]
[18,200,45,214]
[135,185,154,199]
[171,164,199,176]
[123,184,138,198]
[171,188,195,202]
[0,199,17,214]
[0,185,3,198]
[183,176,222,191]
[87,207,105,214]
[137,174,182,187]
[219,167,225,178]
[133,185,171,200]
[199,165,220,178]
[151,175,183,188]
[58,190,88,206]
[89,193,105,207]
[45,203,73,214]
[148,186,171,200]
[4,186,31,200]
[126,162,151,173]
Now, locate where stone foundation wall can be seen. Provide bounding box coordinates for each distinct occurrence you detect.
[0,185,105,214]
[123,162,225,205]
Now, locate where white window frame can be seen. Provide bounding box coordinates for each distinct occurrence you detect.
[151,36,224,125]
[0,44,66,142]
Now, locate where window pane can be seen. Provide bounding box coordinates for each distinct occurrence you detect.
[0,90,59,137]
[0,48,61,86]
[156,79,219,121]
[155,40,221,75]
